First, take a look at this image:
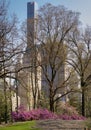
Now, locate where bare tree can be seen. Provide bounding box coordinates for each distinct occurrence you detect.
[67,26,91,116]
[17,17,41,109]
[37,3,80,112]
[0,0,24,123]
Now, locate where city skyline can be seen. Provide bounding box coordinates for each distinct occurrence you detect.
[8,0,91,27]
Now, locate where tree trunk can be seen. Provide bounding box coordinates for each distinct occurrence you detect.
[0,115,1,124]
[50,97,54,112]
[82,88,85,116]
[4,65,8,124]
[16,73,19,114]
[4,104,8,124]
[33,96,36,109]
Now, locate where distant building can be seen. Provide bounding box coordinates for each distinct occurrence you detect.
[18,2,41,110]
[12,92,20,111]
[23,2,38,68]
[27,2,38,47]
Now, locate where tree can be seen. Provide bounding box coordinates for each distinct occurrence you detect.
[67,69,82,114]
[0,86,6,124]
[0,0,23,123]
[37,3,80,112]
[0,83,11,124]
[67,26,91,116]
[19,19,41,110]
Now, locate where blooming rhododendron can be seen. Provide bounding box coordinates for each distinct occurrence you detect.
[12,107,86,122]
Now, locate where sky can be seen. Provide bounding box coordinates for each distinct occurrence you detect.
[8,0,91,27]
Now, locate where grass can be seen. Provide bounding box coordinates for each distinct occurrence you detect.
[0,121,41,130]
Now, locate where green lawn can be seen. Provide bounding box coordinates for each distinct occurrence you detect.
[0,121,41,130]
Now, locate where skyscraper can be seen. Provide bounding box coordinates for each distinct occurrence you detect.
[18,2,40,110]
[27,2,38,48]
[23,2,38,67]
[27,2,38,19]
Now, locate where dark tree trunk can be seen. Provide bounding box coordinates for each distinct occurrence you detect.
[33,96,36,109]
[16,73,19,114]
[4,104,8,124]
[9,82,13,122]
[50,97,54,112]
[82,88,85,116]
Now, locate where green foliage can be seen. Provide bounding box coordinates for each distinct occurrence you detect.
[0,91,5,123]
[55,102,79,116]
[68,94,82,115]
[38,91,49,109]
[85,98,91,117]
[85,119,91,129]
[0,90,11,123]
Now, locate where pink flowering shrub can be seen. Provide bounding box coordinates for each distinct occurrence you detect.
[58,114,86,120]
[12,106,86,122]
[12,108,58,121]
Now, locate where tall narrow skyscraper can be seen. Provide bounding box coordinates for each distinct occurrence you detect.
[27,2,38,48]
[18,2,40,110]
[23,2,38,67]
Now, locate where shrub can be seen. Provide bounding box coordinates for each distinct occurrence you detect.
[12,107,86,122]
[58,114,86,120]
[56,102,78,115]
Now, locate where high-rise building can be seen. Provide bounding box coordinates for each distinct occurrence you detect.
[18,2,41,110]
[27,2,38,19]
[27,2,38,47]
[23,2,38,68]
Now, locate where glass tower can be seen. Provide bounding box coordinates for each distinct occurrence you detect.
[27,2,38,19]
[27,2,38,47]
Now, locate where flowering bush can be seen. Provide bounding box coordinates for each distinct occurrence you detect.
[12,107,86,122]
[58,114,86,120]
[12,108,58,121]
[56,102,79,115]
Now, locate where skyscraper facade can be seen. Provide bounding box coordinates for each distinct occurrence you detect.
[23,2,38,67]
[18,2,40,110]
[27,2,38,48]
[27,2,38,19]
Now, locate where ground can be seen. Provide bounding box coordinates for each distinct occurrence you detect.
[36,119,86,130]
[0,119,90,130]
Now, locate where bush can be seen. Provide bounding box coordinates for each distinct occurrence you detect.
[58,114,86,120]
[12,108,58,121]
[56,102,78,115]
[12,107,86,122]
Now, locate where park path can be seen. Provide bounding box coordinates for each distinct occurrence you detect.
[36,119,87,130]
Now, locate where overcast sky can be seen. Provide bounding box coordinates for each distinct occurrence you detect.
[8,0,91,27]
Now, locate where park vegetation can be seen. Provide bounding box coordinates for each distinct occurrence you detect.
[0,0,91,124]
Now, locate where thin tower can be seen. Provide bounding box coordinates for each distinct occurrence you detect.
[27,2,38,48]
[23,1,38,67]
